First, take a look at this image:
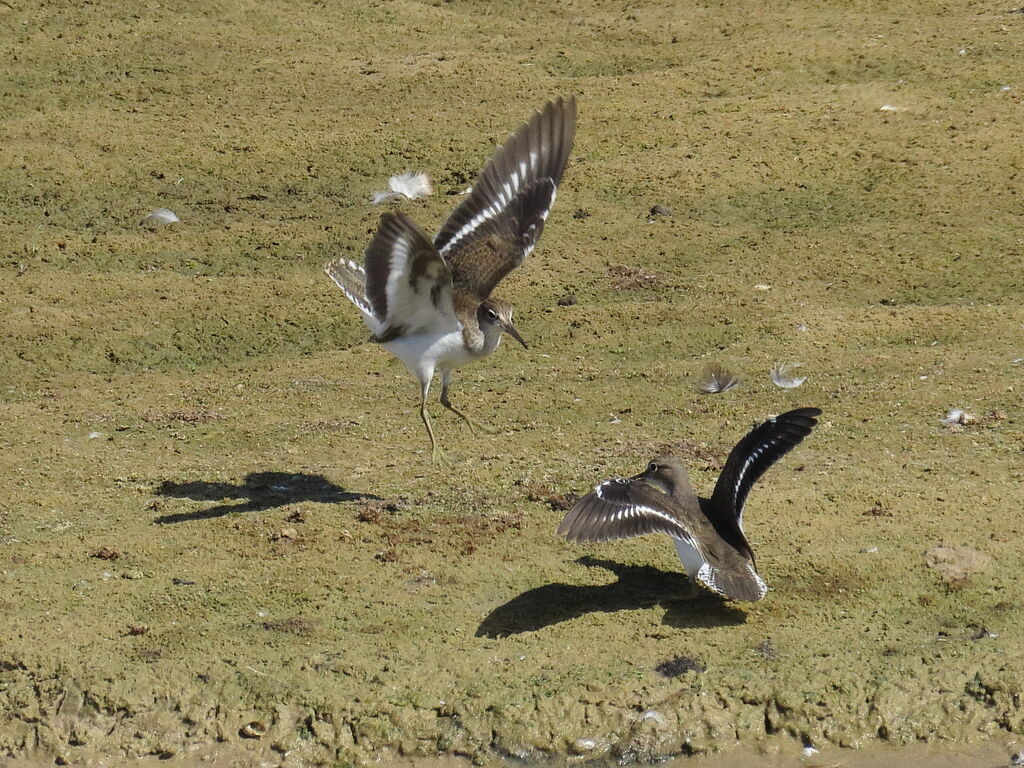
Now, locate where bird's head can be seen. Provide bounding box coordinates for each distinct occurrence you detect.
[478,298,527,348]
[634,454,691,495]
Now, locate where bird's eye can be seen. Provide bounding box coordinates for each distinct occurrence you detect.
[486,309,498,319]
[648,462,658,472]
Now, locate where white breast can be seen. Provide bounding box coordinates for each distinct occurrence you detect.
[384,328,487,381]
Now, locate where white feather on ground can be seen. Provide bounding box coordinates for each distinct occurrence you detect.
[770,362,806,389]
[696,363,740,394]
[941,408,976,425]
[371,171,433,204]
[140,208,179,227]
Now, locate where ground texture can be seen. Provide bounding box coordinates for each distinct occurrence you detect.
[1,0,1023,765]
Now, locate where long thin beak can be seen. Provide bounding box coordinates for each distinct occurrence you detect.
[503,321,528,349]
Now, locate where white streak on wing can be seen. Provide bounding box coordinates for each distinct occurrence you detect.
[593,480,685,531]
[732,435,784,527]
[381,233,458,336]
[326,259,383,336]
[383,231,413,322]
[440,201,504,257]
[438,169,558,258]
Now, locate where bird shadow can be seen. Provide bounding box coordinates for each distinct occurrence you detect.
[476,556,747,637]
[153,471,379,524]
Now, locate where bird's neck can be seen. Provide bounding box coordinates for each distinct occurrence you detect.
[480,322,503,355]
[666,467,696,503]
[460,321,502,357]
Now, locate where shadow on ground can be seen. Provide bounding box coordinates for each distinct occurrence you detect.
[476,556,746,637]
[153,471,378,523]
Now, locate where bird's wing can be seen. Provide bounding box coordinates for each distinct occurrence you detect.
[710,407,822,530]
[325,257,383,336]
[354,212,457,339]
[435,96,576,300]
[557,477,702,553]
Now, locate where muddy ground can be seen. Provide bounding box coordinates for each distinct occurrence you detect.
[1,0,1023,765]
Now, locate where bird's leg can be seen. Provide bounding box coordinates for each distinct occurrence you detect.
[419,377,447,464]
[440,370,497,435]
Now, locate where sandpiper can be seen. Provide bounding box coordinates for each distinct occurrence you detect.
[326,97,576,462]
[557,407,822,601]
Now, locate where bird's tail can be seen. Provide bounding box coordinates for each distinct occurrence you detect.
[325,257,381,335]
[696,561,768,602]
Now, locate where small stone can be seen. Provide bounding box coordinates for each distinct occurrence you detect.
[557,294,577,306]
[572,738,600,754]
[648,204,672,218]
[239,721,267,739]
[572,209,590,219]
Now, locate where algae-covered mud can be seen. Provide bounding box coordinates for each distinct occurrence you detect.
[2,0,1023,765]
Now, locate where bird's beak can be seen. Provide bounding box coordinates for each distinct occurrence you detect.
[502,321,528,349]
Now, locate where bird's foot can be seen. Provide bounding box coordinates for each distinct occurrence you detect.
[430,444,451,465]
[442,400,498,435]
[463,416,498,436]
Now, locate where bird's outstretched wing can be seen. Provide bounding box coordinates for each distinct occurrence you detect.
[325,256,381,336]
[710,407,822,531]
[435,96,576,301]
[328,212,457,341]
[557,476,701,551]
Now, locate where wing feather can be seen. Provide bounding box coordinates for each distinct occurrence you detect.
[710,407,822,530]
[556,477,703,557]
[436,96,576,300]
[325,257,383,336]
[359,212,457,340]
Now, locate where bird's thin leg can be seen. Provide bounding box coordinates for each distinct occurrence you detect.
[439,369,497,435]
[419,376,446,464]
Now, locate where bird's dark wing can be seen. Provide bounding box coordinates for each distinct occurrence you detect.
[360,212,457,340]
[435,96,576,301]
[557,476,702,554]
[710,407,822,530]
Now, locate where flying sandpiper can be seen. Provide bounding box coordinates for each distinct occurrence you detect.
[557,408,822,601]
[326,97,576,462]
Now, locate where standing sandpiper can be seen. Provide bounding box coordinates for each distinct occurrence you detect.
[557,408,822,601]
[326,97,576,462]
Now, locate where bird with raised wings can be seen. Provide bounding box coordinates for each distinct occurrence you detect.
[557,408,822,602]
[326,97,576,462]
